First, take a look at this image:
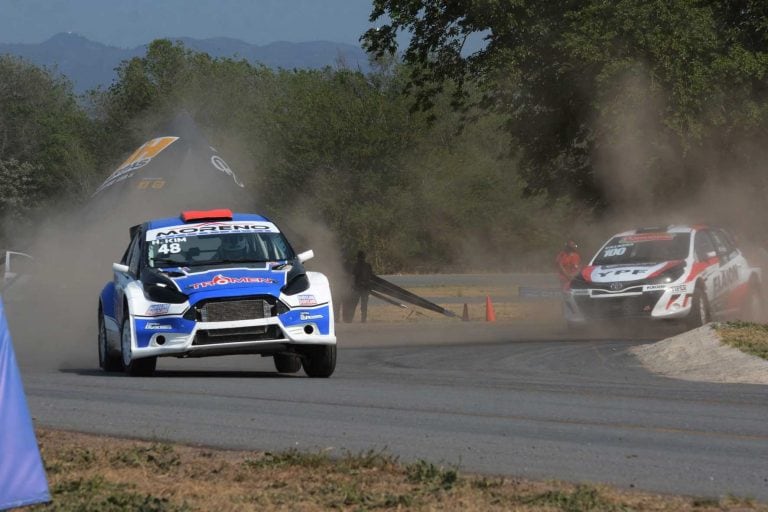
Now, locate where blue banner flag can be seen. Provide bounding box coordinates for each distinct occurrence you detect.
[0,297,50,510]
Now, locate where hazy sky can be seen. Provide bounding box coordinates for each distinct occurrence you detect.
[0,0,378,47]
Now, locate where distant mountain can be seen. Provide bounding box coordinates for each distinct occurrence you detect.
[0,33,370,94]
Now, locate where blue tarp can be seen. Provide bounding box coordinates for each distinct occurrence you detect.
[0,297,50,510]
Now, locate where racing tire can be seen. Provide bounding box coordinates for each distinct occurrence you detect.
[301,345,336,378]
[686,286,710,329]
[274,353,302,373]
[98,309,122,372]
[120,316,157,377]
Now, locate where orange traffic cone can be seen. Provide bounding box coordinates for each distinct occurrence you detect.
[462,303,470,322]
[485,295,496,322]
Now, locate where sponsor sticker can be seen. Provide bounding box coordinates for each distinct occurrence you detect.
[571,289,589,296]
[298,294,317,306]
[620,233,674,243]
[300,312,323,321]
[670,284,689,294]
[211,155,245,188]
[93,137,178,195]
[147,221,279,241]
[189,274,276,290]
[137,178,166,190]
[145,304,170,316]
[146,322,173,330]
[643,284,668,291]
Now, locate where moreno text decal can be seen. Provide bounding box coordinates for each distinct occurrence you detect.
[156,224,270,237]
[147,221,278,240]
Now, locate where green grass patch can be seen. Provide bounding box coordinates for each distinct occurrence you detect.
[44,477,190,512]
[520,484,625,511]
[405,460,460,491]
[715,321,768,360]
[32,429,768,511]
[110,443,181,472]
[242,447,331,470]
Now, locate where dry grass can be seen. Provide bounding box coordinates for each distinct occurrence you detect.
[26,428,767,512]
[714,321,768,360]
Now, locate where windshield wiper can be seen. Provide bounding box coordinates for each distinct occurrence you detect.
[186,258,272,267]
[152,258,187,267]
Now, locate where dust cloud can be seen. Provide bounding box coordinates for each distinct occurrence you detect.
[4,114,349,372]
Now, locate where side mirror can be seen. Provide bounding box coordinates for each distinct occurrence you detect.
[112,262,130,274]
[297,250,314,263]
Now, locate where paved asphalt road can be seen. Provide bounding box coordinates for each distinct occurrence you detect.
[7,274,768,501]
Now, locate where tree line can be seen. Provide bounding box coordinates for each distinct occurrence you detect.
[0,39,575,271]
[3,1,767,270]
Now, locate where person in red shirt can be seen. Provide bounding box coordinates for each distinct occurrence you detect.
[556,240,582,289]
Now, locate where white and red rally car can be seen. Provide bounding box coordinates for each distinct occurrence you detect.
[563,225,762,327]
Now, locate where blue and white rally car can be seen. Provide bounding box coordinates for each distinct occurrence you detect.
[98,209,336,377]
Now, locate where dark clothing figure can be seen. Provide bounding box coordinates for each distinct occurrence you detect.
[344,251,373,323]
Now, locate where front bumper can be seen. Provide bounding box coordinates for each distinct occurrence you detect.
[129,303,335,359]
[563,283,693,323]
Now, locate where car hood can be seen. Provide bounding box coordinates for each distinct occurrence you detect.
[582,261,684,283]
[169,267,287,296]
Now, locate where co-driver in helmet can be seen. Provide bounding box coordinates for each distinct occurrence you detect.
[217,234,250,260]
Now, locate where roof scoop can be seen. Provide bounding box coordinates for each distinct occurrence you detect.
[181,209,233,223]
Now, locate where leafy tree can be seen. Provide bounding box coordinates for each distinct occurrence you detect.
[0,55,97,202]
[0,159,43,242]
[362,1,768,210]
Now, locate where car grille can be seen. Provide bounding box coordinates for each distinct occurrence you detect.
[193,325,283,345]
[574,291,664,319]
[191,297,276,322]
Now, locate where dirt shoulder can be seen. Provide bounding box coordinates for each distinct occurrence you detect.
[26,428,767,511]
[630,324,768,385]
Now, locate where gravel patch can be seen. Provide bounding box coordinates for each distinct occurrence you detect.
[630,324,768,385]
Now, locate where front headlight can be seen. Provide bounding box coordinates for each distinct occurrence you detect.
[281,273,310,295]
[647,265,686,285]
[142,283,189,304]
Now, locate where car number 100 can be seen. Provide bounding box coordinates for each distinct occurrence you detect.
[603,247,627,257]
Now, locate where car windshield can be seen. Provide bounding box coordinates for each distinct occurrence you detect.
[593,233,690,266]
[146,231,295,268]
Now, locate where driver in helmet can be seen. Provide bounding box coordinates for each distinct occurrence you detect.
[217,234,250,260]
